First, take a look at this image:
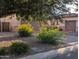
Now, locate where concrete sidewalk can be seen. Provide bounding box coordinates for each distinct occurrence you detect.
[18,44,78,59]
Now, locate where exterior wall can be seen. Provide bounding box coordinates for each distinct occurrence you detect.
[9,15,20,31]
[31,21,40,33]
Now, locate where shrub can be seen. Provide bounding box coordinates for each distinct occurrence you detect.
[9,41,30,55]
[0,47,7,55]
[37,27,64,44]
[0,40,30,55]
[17,24,33,37]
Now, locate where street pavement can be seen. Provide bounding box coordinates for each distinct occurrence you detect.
[64,34,78,43]
[50,48,78,59]
[18,44,78,59]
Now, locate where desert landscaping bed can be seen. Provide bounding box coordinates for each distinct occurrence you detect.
[0,36,73,58]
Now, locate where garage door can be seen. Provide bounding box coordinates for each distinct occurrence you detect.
[65,20,76,32]
[2,22,10,32]
[0,22,1,32]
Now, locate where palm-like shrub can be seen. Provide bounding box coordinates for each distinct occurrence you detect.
[37,27,64,44]
[17,24,33,37]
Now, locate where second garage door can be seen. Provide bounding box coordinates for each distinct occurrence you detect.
[65,20,76,32]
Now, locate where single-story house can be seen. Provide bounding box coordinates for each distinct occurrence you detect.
[0,13,78,32]
[59,13,78,32]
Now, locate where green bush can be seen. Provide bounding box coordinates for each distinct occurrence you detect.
[17,24,33,37]
[9,41,30,55]
[0,47,7,55]
[37,27,64,44]
[18,29,31,37]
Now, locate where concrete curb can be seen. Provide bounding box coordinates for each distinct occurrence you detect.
[66,42,78,46]
[18,44,78,59]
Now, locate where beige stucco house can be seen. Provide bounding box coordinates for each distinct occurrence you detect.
[0,14,20,32]
[0,13,78,32]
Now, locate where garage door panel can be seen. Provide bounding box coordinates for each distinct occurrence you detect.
[65,21,76,32]
[0,22,1,32]
[2,22,10,32]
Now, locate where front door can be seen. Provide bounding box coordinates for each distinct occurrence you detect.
[65,20,76,32]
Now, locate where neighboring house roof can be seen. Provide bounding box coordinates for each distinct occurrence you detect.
[61,13,78,18]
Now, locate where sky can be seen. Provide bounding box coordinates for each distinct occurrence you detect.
[67,4,78,13]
